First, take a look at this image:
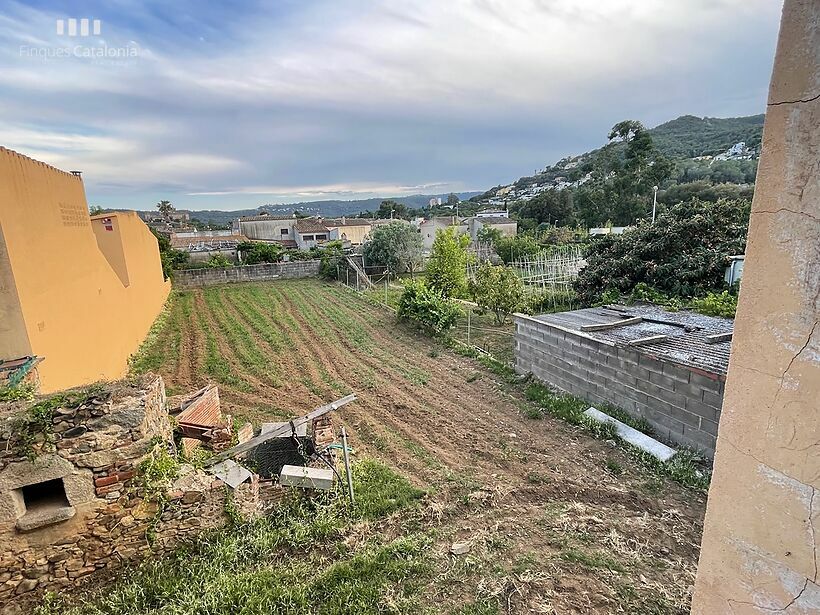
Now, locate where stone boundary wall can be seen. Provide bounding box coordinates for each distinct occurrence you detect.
[514,314,725,455]
[172,260,320,289]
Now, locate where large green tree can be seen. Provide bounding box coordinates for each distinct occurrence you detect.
[363,221,424,276]
[574,198,750,304]
[469,263,524,325]
[156,200,174,218]
[425,227,472,298]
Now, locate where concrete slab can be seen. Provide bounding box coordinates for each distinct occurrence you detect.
[209,459,253,489]
[583,407,676,462]
[279,465,334,490]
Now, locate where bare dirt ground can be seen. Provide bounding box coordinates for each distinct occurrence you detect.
[146,279,706,614]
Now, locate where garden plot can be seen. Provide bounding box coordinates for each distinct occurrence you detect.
[126,279,707,614]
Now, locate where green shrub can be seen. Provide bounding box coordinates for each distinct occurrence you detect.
[689,290,738,318]
[397,280,462,335]
[205,253,233,268]
[494,235,541,264]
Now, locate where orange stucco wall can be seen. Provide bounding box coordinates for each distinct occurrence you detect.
[0,147,170,392]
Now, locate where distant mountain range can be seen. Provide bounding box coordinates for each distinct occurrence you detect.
[136,192,481,227]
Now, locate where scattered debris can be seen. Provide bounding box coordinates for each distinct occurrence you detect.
[580,316,642,332]
[705,332,733,344]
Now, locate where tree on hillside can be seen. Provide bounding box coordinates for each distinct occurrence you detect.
[426,227,472,298]
[574,198,750,304]
[363,221,424,276]
[157,200,174,219]
[447,193,459,207]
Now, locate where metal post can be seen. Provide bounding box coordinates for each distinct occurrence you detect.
[341,427,355,506]
[355,270,359,291]
[652,185,658,223]
[467,307,471,346]
[384,277,388,304]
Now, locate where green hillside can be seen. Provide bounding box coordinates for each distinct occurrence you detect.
[649,114,765,158]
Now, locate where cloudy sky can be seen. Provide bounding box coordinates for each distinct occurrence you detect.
[0,0,782,211]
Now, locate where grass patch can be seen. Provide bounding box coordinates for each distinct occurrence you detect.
[560,547,626,573]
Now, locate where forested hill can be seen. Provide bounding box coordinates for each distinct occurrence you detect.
[649,114,764,159]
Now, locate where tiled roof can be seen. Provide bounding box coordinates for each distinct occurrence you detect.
[322,218,373,227]
[295,218,330,233]
[238,214,296,222]
[473,217,515,224]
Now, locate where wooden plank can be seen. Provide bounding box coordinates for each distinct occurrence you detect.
[580,316,642,332]
[204,394,356,466]
[627,334,668,346]
[706,332,733,344]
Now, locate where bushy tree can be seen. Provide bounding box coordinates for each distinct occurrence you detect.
[363,221,423,276]
[574,198,750,304]
[318,240,347,280]
[425,227,472,298]
[469,263,524,325]
[377,200,407,220]
[397,280,462,335]
[493,235,541,264]
[238,241,282,265]
[476,225,502,244]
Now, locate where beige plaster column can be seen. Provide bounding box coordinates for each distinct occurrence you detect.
[690,1,819,612]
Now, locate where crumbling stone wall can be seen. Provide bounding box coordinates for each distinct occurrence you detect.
[691,1,820,611]
[0,376,270,613]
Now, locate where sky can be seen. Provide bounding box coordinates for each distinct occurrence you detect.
[0,0,782,212]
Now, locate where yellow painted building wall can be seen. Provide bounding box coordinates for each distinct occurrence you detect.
[0,147,170,392]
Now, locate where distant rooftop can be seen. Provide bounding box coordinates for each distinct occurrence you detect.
[532,304,733,376]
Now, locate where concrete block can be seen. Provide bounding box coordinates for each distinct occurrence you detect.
[702,390,723,408]
[279,465,334,490]
[584,407,676,462]
[662,362,691,383]
[685,397,721,423]
[648,371,678,392]
[690,371,724,394]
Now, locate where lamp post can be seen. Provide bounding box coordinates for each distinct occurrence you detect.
[652,185,659,223]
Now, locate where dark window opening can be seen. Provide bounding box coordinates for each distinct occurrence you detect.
[22,478,70,513]
[315,234,327,240]
[280,228,289,236]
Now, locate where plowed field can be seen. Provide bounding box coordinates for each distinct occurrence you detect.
[135,279,707,614]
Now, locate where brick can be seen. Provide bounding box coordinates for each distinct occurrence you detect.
[94,475,118,488]
[116,470,136,482]
[638,354,664,372]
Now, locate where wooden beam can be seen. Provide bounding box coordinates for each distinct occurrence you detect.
[706,332,733,344]
[580,316,642,332]
[203,394,357,466]
[627,334,668,346]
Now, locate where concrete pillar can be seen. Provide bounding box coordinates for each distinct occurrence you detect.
[691,1,819,612]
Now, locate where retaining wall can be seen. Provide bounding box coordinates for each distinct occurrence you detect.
[514,314,725,455]
[172,260,320,288]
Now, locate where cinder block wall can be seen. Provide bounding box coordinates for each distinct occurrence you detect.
[172,260,320,288]
[514,314,724,455]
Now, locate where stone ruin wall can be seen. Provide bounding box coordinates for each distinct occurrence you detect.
[0,376,279,614]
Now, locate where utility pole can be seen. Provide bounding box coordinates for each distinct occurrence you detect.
[652,185,659,223]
